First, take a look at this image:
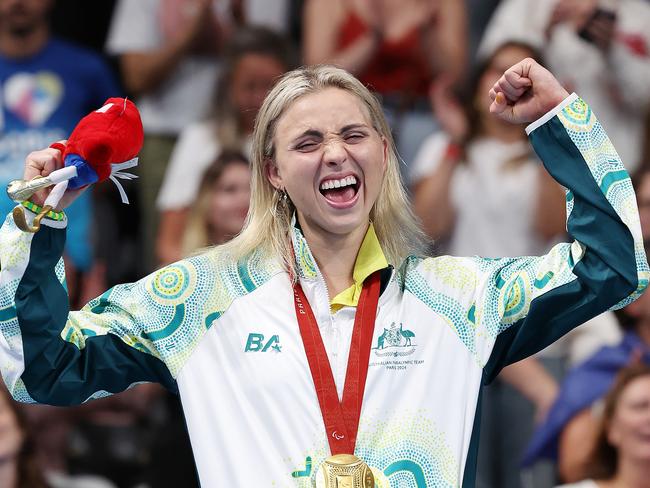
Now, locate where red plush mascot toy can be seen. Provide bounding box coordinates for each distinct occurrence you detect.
[7,97,144,232]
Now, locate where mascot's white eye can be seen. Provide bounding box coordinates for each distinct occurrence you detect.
[95,103,114,114]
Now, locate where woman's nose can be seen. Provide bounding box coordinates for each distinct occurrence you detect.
[322,138,347,166]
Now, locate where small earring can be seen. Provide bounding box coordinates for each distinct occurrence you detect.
[271,187,289,218]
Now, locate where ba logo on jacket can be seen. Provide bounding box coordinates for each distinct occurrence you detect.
[244,333,282,353]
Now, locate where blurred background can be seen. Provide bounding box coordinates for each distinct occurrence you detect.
[0,0,649,487]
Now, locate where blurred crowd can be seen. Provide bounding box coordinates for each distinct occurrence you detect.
[0,0,649,487]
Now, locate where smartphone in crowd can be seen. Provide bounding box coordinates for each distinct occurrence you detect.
[578,7,617,44]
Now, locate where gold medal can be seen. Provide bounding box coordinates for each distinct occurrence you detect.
[315,454,374,488]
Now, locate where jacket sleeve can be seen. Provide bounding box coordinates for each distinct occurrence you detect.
[0,210,182,405]
[408,94,648,381]
[482,93,649,380]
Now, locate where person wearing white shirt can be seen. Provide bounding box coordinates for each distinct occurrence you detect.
[479,0,650,174]
[155,27,293,265]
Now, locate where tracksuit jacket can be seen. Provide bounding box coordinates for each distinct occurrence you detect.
[0,94,647,487]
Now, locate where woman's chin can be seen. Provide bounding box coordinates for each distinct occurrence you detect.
[297,201,370,239]
[317,213,370,238]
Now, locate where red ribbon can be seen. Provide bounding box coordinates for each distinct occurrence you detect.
[293,271,380,454]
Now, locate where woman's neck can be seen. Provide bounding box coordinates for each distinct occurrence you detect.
[606,456,650,488]
[299,219,369,298]
[0,460,19,488]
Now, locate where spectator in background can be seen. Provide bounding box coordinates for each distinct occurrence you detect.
[523,250,650,482]
[555,364,650,488]
[0,0,120,303]
[0,386,116,488]
[0,385,46,488]
[303,0,467,174]
[411,40,624,488]
[411,40,567,488]
[480,0,650,174]
[181,151,251,256]
[411,41,565,261]
[635,167,650,246]
[156,26,293,265]
[106,0,236,271]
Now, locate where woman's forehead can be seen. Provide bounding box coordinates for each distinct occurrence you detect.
[620,376,650,403]
[275,88,372,138]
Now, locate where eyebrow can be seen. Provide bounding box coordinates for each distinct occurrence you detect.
[292,123,370,141]
[293,129,323,140]
[338,123,369,133]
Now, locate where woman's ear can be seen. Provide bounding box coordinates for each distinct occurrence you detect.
[265,158,283,190]
[381,136,389,173]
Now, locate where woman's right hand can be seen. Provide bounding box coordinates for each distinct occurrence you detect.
[489,58,570,125]
[23,143,84,210]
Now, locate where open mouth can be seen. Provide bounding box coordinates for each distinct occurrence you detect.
[319,175,360,204]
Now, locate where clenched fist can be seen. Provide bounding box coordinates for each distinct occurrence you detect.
[23,142,84,210]
[489,58,570,125]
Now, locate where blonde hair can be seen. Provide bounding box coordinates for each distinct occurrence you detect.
[218,65,426,275]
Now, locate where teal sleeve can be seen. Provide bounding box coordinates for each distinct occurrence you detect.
[0,207,282,406]
[404,95,648,381]
[481,94,649,380]
[0,210,176,405]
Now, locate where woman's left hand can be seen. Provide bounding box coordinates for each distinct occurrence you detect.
[429,76,468,143]
[489,58,570,125]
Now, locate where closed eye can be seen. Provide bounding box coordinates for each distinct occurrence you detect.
[294,141,319,152]
[344,132,366,143]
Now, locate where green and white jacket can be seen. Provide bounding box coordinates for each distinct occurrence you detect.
[0,94,647,487]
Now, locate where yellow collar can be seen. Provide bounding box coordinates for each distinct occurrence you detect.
[330,223,388,312]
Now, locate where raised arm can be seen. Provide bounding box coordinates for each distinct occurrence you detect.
[411,80,467,240]
[481,60,648,375]
[107,0,225,96]
[0,149,185,404]
[423,0,467,82]
[408,59,648,378]
[0,214,177,404]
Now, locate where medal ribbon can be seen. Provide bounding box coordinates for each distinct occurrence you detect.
[293,271,380,455]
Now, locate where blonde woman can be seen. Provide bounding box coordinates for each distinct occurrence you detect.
[0,60,647,487]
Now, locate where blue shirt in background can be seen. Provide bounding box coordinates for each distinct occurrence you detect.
[0,37,121,270]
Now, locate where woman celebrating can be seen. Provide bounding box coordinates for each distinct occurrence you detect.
[0,59,647,487]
